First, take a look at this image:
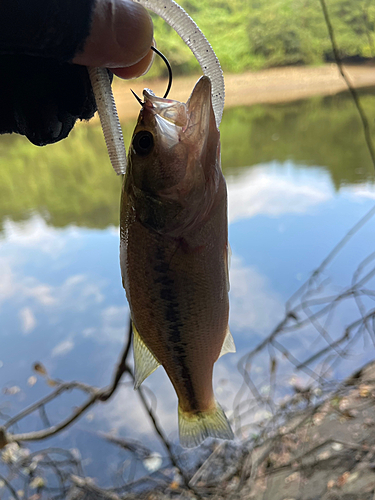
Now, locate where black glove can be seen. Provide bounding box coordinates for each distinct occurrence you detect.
[0,0,99,146]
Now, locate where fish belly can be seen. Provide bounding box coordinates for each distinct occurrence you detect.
[123,208,228,413]
[120,176,233,447]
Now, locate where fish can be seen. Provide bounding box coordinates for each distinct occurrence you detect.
[120,76,235,448]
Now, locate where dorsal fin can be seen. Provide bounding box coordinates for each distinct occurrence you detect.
[132,323,160,389]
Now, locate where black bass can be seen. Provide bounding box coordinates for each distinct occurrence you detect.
[120,76,235,448]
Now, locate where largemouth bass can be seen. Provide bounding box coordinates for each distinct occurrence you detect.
[120,76,235,448]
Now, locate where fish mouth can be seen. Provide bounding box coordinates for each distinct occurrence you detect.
[140,91,185,149]
[142,89,187,128]
[142,76,212,126]
[140,76,214,149]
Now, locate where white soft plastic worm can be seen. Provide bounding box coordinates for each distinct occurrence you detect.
[88,0,225,175]
[88,66,127,175]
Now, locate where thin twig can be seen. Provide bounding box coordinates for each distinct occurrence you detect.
[0,473,20,500]
[2,321,134,447]
[99,317,133,402]
[4,381,97,431]
[135,380,203,499]
[8,391,101,444]
[318,0,375,169]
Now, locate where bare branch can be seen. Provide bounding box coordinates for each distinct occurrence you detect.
[99,317,133,402]
[318,0,375,170]
[2,320,134,448]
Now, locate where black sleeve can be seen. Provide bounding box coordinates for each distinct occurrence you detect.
[0,0,103,146]
[0,0,94,61]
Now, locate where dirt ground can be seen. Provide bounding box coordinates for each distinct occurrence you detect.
[108,63,375,122]
[122,360,375,500]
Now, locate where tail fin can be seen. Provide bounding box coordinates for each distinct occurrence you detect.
[178,402,234,448]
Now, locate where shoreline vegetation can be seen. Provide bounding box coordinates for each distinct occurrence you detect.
[1,66,375,232]
[106,0,375,122]
[106,63,375,122]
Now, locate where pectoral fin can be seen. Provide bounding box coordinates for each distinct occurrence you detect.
[132,323,160,389]
[219,327,236,358]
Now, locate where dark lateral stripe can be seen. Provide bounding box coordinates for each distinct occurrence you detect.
[153,245,198,409]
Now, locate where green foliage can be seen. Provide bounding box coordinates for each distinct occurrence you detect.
[246,0,327,68]
[220,88,375,188]
[145,0,375,75]
[0,89,374,232]
[0,122,134,231]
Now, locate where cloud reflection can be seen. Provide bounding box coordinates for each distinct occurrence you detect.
[52,339,74,357]
[82,306,129,344]
[19,307,37,334]
[1,165,374,449]
[0,257,16,302]
[227,163,333,223]
[2,215,76,256]
[0,255,56,309]
[229,256,284,333]
[0,258,104,315]
[97,369,178,445]
[341,184,375,200]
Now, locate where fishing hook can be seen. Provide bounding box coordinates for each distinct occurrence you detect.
[152,46,173,99]
[131,46,173,104]
[130,89,144,106]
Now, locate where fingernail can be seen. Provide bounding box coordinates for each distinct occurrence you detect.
[139,45,155,76]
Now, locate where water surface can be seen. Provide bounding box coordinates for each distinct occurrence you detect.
[0,89,375,487]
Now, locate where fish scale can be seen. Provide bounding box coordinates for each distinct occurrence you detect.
[120,76,235,447]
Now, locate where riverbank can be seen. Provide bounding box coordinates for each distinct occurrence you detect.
[108,63,375,122]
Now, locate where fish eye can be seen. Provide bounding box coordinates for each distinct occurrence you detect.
[132,131,154,156]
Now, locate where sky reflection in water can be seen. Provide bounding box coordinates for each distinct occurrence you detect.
[1,94,375,483]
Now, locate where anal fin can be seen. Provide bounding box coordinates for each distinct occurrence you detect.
[132,323,160,389]
[219,326,236,358]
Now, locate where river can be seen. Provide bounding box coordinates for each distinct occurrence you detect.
[0,87,374,491]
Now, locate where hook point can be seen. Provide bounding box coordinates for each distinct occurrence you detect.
[130,89,143,106]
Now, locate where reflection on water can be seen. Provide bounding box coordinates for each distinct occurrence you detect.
[0,89,375,487]
[221,87,375,187]
[0,88,374,231]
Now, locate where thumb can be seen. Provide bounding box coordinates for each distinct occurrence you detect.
[72,0,153,77]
